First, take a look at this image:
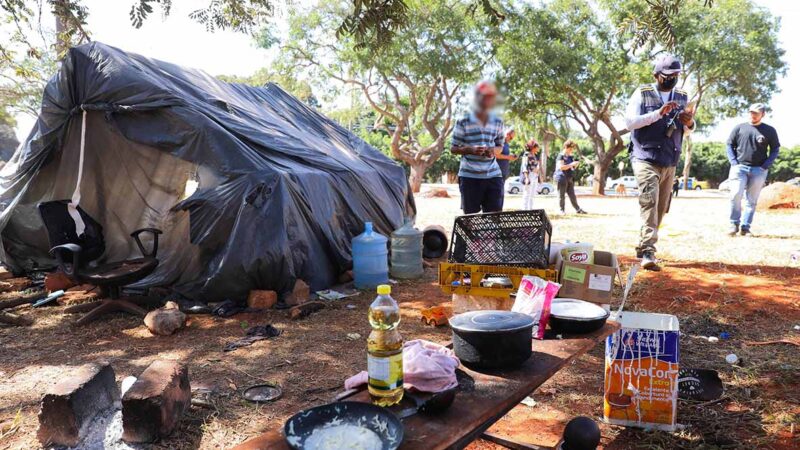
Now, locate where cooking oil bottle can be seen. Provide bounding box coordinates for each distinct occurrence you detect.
[367,284,404,406]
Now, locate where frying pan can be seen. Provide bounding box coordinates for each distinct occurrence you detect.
[548,298,610,334]
[284,401,403,450]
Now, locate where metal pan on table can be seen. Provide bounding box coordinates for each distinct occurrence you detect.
[548,298,610,334]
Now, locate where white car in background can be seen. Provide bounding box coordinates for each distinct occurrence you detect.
[608,176,638,190]
[505,177,554,195]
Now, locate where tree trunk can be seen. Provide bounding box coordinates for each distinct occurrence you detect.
[591,161,609,195]
[682,135,693,190]
[408,161,429,193]
[541,139,550,181]
[54,1,71,56]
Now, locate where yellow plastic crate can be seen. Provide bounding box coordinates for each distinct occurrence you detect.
[438,262,558,298]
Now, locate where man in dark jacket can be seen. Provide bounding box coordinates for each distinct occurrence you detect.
[624,55,696,271]
[726,103,780,236]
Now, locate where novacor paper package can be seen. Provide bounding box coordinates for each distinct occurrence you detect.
[604,312,680,431]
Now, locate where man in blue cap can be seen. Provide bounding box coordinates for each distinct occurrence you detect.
[625,54,696,271]
[726,103,781,236]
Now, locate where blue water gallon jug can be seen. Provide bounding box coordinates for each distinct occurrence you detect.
[390,218,424,279]
[353,222,389,289]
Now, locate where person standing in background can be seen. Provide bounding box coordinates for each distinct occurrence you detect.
[726,103,780,236]
[554,140,587,215]
[450,81,505,214]
[498,128,520,210]
[624,54,695,271]
[520,139,541,210]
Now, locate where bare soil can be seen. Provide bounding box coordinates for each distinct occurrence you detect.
[1,189,798,449]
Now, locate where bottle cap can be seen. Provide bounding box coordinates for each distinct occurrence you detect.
[377,284,391,295]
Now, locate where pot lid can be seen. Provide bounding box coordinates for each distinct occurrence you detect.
[550,298,609,321]
[450,310,534,332]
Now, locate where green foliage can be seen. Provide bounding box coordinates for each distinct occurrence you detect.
[129,0,274,33]
[676,141,730,185]
[768,146,800,183]
[606,0,786,128]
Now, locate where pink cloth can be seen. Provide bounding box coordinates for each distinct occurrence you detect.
[345,339,460,393]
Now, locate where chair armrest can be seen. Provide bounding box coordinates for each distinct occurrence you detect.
[130,228,163,258]
[49,244,83,277]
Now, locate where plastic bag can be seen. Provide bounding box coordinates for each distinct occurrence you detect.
[511,276,561,339]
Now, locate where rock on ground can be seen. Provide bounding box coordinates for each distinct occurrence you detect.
[144,301,187,336]
[757,182,800,210]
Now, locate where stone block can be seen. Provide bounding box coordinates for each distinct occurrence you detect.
[122,360,190,443]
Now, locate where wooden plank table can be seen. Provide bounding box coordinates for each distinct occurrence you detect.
[231,321,620,450]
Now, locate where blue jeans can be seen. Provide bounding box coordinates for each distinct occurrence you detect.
[729,164,768,229]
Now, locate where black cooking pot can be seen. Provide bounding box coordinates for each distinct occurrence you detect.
[450,310,534,370]
[548,298,610,334]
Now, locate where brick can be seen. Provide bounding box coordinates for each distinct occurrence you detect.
[247,290,277,309]
[0,266,13,281]
[37,362,120,447]
[45,271,76,292]
[284,279,310,306]
[122,360,190,443]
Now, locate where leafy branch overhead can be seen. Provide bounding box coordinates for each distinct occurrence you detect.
[129,0,274,33]
[619,0,715,50]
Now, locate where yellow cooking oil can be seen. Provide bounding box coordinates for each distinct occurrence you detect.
[367,284,404,406]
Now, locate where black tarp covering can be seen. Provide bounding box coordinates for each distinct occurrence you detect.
[0,42,413,301]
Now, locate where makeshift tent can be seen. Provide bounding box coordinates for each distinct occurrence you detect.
[0,42,413,302]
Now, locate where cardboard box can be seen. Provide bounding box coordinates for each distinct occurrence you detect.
[558,251,619,304]
[604,311,680,431]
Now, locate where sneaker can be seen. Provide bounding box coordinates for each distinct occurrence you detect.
[740,227,753,237]
[728,224,739,236]
[641,252,661,271]
[576,209,588,214]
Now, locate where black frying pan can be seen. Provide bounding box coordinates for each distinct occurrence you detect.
[284,401,403,449]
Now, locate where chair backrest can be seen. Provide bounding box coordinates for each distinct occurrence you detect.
[38,200,106,264]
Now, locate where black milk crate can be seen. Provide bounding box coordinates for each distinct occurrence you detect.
[448,210,552,268]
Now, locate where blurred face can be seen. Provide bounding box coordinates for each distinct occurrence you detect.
[478,93,497,112]
[530,145,540,154]
[506,130,516,142]
[655,72,680,91]
[749,110,765,125]
[564,146,574,155]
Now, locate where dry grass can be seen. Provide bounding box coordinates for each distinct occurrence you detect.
[0,187,798,450]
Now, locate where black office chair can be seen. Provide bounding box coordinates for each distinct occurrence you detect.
[38,200,163,326]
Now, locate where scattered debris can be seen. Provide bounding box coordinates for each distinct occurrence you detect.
[37,362,120,447]
[520,396,537,407]
[212,299,247,318]
[247,290,278,309]
[144,301,187,336]
[678,368,723,401]
[719,332,730,340]
[290,301,325,320]
[316,289,358,301]
[44,271,76,292]
[285,279,310,306]
[421,187,450,198]
[242,383,282,403]
[223,324,281,352]
[0,277,32,293]
[793,325,800,331]
[707,336,719,343]
[122,360,190,443]
[347,333,361,340]
[725,354,739,364]
[0,289,46,310]
[346,304,357,310]
[32,290,65,308]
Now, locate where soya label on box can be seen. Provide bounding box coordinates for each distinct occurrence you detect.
[562,266,586,283]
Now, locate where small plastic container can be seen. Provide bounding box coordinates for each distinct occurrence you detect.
[390,218,424,279]
[353,222,389,289]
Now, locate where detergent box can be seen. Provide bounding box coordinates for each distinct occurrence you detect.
[604,311,680,431]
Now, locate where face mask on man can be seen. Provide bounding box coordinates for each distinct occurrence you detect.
[657,74,679,91]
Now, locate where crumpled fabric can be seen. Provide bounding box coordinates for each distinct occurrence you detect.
[345,339,460,393]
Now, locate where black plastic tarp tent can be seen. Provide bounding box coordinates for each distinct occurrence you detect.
[0,42,413,301]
